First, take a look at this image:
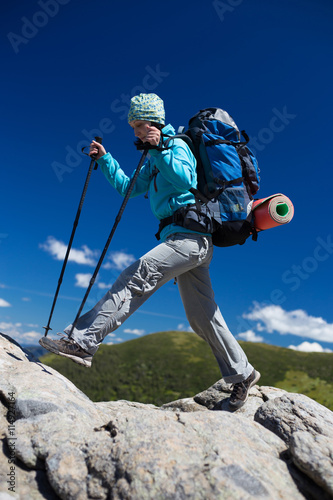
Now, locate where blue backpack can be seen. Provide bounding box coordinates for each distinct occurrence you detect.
[157,108,260,247]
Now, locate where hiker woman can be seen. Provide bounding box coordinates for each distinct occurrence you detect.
[40,93,260,409]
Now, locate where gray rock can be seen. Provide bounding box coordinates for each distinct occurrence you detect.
[254,393,333,444]
[0,407,57,499]
[1,332,332,500]
[0,334,104,424]
[95,399,159,414]
[290,431,333,496]
[193,378,232,410]
[258,385,288,401]
[90,407,299,500]
[46,446,89,500]
[13,411,94,469]
[160,397,209,412]
[254,392,333,496]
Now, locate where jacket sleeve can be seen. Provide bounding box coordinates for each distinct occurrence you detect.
[148,139,196,192]
[97,152,150,198]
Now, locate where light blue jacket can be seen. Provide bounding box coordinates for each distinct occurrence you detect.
[97,124,208,241]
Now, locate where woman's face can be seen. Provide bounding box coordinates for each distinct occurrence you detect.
[129,120,151,142]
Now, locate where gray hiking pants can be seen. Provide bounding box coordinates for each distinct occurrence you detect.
[65,233,253,383]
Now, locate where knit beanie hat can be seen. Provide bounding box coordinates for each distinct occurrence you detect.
[128,93,165,125]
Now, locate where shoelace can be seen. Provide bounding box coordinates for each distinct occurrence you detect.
[230,381,247,399]
[56,332,75,344]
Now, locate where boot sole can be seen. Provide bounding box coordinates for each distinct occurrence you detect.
[39,338,92,368]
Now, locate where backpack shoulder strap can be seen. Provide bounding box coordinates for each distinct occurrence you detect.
[163,133,195,154]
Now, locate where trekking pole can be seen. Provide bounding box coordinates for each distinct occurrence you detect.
[43,137,103,337]
[67,147,149,338]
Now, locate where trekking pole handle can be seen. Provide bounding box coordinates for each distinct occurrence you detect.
[93,136,103,169]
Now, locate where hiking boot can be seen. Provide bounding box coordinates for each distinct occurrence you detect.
[229,369,261,409]
[39,334,92,367]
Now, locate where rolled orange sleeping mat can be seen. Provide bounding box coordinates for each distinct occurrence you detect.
[252,193,294,231]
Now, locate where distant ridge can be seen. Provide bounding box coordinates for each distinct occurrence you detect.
[40,330,333,410]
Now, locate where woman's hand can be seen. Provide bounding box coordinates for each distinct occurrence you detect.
[89,140,106,159]
[144,126,161,146]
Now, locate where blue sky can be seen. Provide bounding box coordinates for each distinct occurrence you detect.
[1,0,333,354]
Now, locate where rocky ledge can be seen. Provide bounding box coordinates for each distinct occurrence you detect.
[0,333,332,500]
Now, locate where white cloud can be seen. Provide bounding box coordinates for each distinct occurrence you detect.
[97,282,112,290]
[0,298,11,307]
[288,341,332,353]
[103,251,136,271]
[103,337,124,345]
[177,323,194,332]
[124,328,145,336]
[0,322,21,336]
[74,274,112,291]
[244,304,333,343]
[0,322,41,345]
[40,236,98,266]
[22,297,31,302]
[75,273,92,288]
[22,331,41,342]
[238,329,264,342]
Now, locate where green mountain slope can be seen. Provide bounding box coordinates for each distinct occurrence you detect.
[40,331,333,409]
